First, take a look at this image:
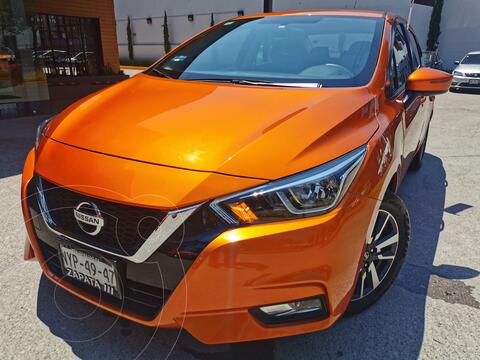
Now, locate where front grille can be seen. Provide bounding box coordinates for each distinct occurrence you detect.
[38,239,171,319]
[38,177,166,256]
[465,73,480,77]
[26,178,193,320]
[455,81,480,88]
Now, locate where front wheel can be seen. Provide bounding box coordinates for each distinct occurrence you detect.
[347,191,410,314]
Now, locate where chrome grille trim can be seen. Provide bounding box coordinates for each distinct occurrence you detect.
[36,179,200,263]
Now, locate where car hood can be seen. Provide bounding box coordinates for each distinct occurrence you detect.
[455,64,480,73]
[46,74,379,180]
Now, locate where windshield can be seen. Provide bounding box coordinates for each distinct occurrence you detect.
[461,54,480,65]
[147,15,385,87]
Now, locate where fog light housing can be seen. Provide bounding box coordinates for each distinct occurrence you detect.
[250,296,328,325]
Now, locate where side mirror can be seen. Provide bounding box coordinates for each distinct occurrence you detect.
[454,60,460,65]
[406,67,453,96]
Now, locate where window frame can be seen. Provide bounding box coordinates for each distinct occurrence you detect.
[387,19,419,100]
[406,26,422,70]
[388,22,406,99]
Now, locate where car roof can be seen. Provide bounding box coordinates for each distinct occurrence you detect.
[467,51,480,55]
[238,9,386,19]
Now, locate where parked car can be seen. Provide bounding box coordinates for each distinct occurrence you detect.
[68,51,98,75]
[0,46,15,63]
[0,46,19,86]
[33,49,68,64]
[22,10,452,344]
[69,51,95,64]
[451,51,480,91]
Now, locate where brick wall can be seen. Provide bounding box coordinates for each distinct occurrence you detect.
[32,0,120,73]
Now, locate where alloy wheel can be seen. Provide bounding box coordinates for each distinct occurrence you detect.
[351,209,399,301]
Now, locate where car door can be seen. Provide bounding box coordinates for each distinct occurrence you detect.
[407,27,433,146]
[390,22,426,163]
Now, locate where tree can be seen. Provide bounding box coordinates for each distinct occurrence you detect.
[0,0,28,46]
[264,0,273,13]
[163,11,171,54]
[426,0,444,51]
[127,16,134,60]
[210,13,214,27]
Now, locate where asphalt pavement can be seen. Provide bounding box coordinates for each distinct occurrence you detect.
[0,91,479,359]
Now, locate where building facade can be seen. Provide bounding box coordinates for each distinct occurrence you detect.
[115,0,480,69]
[33,0,120,74]
[115,0,263,63]
[0,0,121,118]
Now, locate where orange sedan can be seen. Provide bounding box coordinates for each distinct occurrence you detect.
[21,10,452,344]
[0,46,18,86]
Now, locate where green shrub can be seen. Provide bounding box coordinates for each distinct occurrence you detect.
[427,0,444,51]
[127,16,134,60]
[163,11,171,54]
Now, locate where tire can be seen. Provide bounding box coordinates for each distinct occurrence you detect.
[409,126,429,172]
[346,190,410,314]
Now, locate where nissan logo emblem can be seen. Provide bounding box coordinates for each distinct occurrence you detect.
[73,202,104,235]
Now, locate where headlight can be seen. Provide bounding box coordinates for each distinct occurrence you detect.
[453,71,464,77]
[210,146,367,225]
[35,116,54,150]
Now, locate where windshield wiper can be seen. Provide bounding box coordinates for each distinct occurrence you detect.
[188,78,321,88]
[187,78,235,84]
[233,79,321,88]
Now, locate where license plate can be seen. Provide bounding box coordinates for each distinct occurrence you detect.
[59,245,121,299]
[470,79,479,85]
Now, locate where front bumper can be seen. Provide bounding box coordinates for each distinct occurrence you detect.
[451,75,480,89]
[22,144,381,344]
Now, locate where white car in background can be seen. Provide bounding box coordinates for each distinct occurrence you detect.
[451,51,480,91]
